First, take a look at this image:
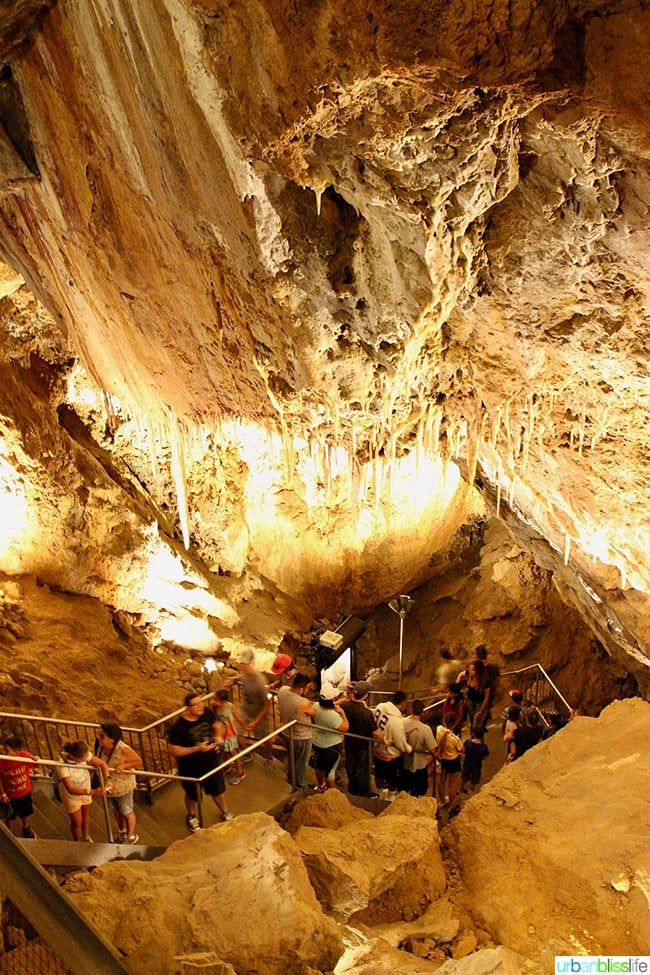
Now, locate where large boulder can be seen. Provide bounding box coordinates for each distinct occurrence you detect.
[283,788,373,835]
[63,812,342,975]
[294,793,446,923]
[446,698,650,956]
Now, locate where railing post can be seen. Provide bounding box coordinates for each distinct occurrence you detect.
[196,780,204,827]
[138,729,153,804]
[287,731,296,790]
[98,770,114,843]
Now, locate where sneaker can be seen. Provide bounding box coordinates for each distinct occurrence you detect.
[313,783,326,793]
[241,753,254,764]
[263,758,275,771]
[185,815,201,833]
[83,836,94,843]
[116,830,127,844]
[222,812,234,822]
[229,772,246,786]
[125,833,139,844]
[22,827,36,839]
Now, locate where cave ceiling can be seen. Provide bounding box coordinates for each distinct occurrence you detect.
[0,0,648,686]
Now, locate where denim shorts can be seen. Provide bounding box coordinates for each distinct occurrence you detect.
[110,792,134,815]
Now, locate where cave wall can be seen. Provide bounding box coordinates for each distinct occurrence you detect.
[0,1,647,679]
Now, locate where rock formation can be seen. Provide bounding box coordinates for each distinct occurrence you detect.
[56,698,650,973]
[446,698,650,957]
[0,3,648,688]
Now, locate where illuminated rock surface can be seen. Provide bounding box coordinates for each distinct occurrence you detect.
[0,2,647,689]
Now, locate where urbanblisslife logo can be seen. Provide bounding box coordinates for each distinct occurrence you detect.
[556,959,650,974]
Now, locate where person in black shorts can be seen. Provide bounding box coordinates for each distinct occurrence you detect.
[168,693,233,832]
[461,726,490,795]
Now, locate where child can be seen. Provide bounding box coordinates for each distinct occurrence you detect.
[58,740,111,842]
[461,726,490,795]
[502,704,521,758]
[0,735,38,838]
[435,712,464,809]
[214,690,245,785]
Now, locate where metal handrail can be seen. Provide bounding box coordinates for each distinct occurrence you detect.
[0,827,130,974]
[0,662,571,810]
[1,753,115,841]
[500,663,572,719]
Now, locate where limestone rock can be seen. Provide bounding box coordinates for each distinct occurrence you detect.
[64,812,343,975]
[363,897,460,948]
[0,1,647,685]
[377,792,438,822]
[446,698,650,956]
[334,935,444,975]
[284,788,373,835]
[434,946,540,975]
[294,795,446,923]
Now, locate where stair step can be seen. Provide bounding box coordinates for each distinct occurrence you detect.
[30,780,174,847]
[18,837,166,868]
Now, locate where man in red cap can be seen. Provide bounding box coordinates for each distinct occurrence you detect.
[268,653,296,690]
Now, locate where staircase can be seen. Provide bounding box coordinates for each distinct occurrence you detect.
[11,753,294,869]
[8,780,167,868]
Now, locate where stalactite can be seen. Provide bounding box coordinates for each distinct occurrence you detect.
[490,405,501,451]
[578,415,585,456]
[102,390,117,434]
[466,411,479,487]
[495,477,502,519]
[280,420,294,482]
[168,413,190,550]
[373,457,382,515]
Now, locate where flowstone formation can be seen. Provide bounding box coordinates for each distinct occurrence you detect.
[0,2,647,683]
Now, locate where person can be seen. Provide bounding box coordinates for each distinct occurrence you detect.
[0,735,39,838]
[168,693,232,832]
[431,649,465,694]
[463,660,491,734]
[58,740,111,842]
[441,682,466,735]
[540,709,577,739]
[435,712,464,809]
[502,688,531,727]
[373,690,413,798]
[277,673,315,791]
[340,680,380,797]
[214,690,245,785]
[475,645,500,723]
[461,726,490,795]
[502,704,521,758]
[267,653,296,690]
[228,649,274,765]
[311,688,349,791]
[402,700,436,797]
[94,722,142,844]
[508,709,543,762]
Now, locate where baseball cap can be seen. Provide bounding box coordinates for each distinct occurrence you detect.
[319,686,338,701]
[509,688,523,702]
[271,653,293,675]
[353,680,371,697]
[238,648,255,665]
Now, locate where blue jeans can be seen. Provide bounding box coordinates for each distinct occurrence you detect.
[286,736,312,790]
